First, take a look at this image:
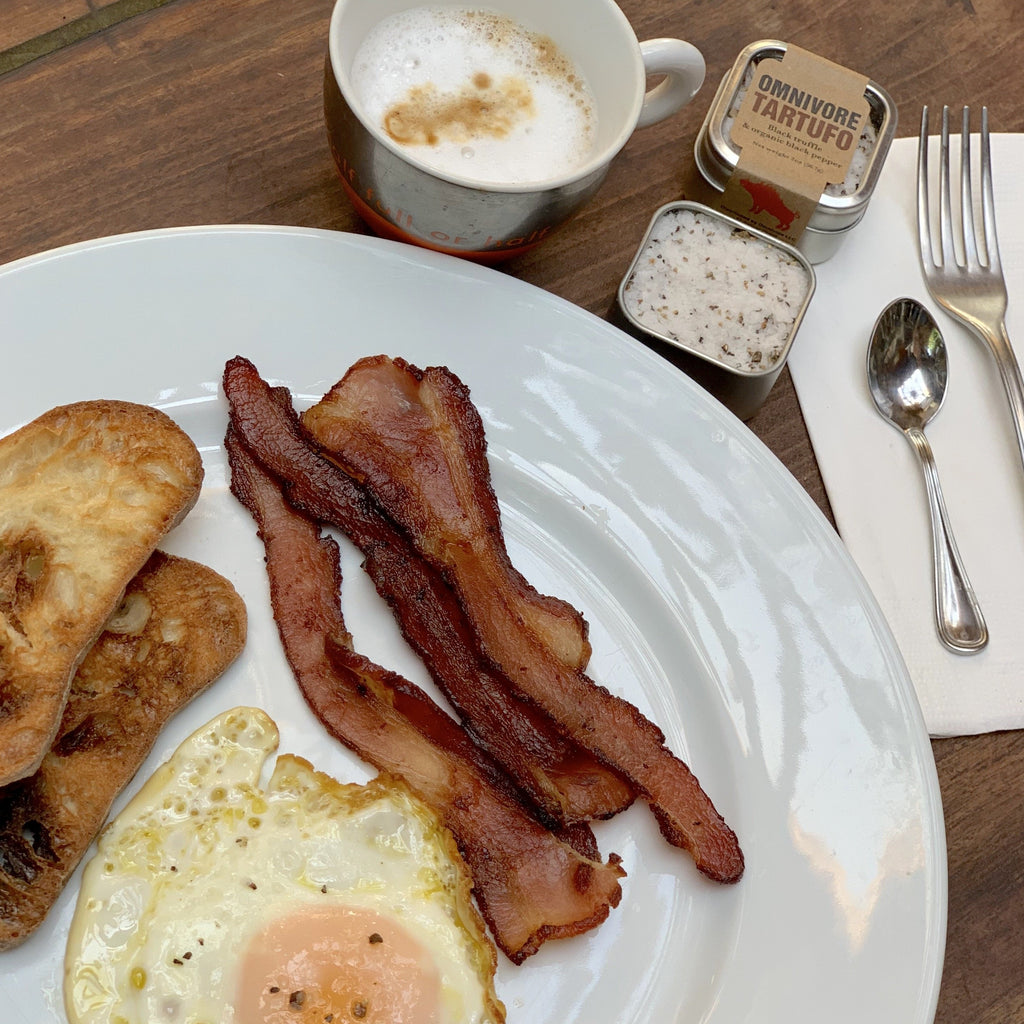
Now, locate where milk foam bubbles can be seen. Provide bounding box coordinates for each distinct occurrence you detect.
[350,7,597,185]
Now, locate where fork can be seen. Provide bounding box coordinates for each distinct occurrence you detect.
[917,105,1024,477]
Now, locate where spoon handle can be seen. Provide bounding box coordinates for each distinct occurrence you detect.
[905,427,988,654]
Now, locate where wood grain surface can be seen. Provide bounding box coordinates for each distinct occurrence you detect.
[3,1,1023,1021]
[1,0,92,52]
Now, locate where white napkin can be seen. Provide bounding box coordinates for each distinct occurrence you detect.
[788,133,1024,737]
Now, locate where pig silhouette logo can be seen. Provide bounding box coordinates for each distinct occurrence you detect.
[739,178,798,231]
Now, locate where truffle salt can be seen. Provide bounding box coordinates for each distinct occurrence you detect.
[722,62,878,198]
[621,207,811,373]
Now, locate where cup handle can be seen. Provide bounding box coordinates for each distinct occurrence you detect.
[636,38,706,129]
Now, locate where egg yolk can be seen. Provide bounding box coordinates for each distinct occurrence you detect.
[235,904,441,1023]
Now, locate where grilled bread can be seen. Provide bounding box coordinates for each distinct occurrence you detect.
[0,550,247,950]
[0,400,203,786]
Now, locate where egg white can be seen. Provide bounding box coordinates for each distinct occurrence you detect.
[63,706,504,1024]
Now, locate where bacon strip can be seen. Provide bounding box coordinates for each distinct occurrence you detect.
[222,356,634,828]
[303,356,593,674]
[226,428,624,963]
[301,356,744,883]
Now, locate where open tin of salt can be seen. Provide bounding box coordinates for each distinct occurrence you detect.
[694,40,896,263]
[617,200,815,420]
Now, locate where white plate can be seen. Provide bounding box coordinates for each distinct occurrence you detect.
[0,226,945,1024]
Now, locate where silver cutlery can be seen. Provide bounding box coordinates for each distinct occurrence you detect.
[917,105,1024,480]
[867,297,988,654]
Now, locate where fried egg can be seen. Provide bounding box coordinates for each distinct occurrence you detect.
[63,707,505,1024]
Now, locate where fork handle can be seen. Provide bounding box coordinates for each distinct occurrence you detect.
[905,426,988,654]
[969,317,1024,477]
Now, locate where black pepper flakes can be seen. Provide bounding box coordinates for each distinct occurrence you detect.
[352,1002,368,1019]
[289,990,306,1009]
[622,206,811,373]
[368,932,383,944]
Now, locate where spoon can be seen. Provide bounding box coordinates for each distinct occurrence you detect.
[867,297,988,654]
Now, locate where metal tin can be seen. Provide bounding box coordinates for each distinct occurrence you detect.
[617,200,815,420]
[694,40,897,263]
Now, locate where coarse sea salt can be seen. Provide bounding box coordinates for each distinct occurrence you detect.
[620,207,812,373]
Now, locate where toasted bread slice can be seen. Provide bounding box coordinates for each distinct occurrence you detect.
[0,550,247,950]
[0,400,203,786]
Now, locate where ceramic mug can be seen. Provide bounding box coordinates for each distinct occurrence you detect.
[324,0,705,261]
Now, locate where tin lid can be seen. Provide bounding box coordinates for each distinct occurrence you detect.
[695,40,897,222]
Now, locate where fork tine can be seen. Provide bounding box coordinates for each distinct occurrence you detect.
[917,106,934,267]
[980,106,1001,272]
[960,107,979,267]
[915,104,1022,483]
[938,106,958,268]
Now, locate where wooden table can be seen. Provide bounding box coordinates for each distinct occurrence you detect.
[3,1,1023,1020]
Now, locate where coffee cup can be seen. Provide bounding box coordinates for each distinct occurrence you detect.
[324,0,705,260]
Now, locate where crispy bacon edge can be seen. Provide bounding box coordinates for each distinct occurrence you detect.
[225,426,624,963]
[221,355,634,829]
[300,355,744,884]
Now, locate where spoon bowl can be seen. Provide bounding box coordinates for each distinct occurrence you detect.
[868,297,948,431]
[867,297,987,654]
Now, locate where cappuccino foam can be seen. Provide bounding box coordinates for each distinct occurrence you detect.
[350,7,597,185]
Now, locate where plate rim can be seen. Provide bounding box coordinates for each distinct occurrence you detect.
[0,223,947,1024]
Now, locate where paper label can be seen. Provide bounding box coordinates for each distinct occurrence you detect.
[719,45,870,243]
